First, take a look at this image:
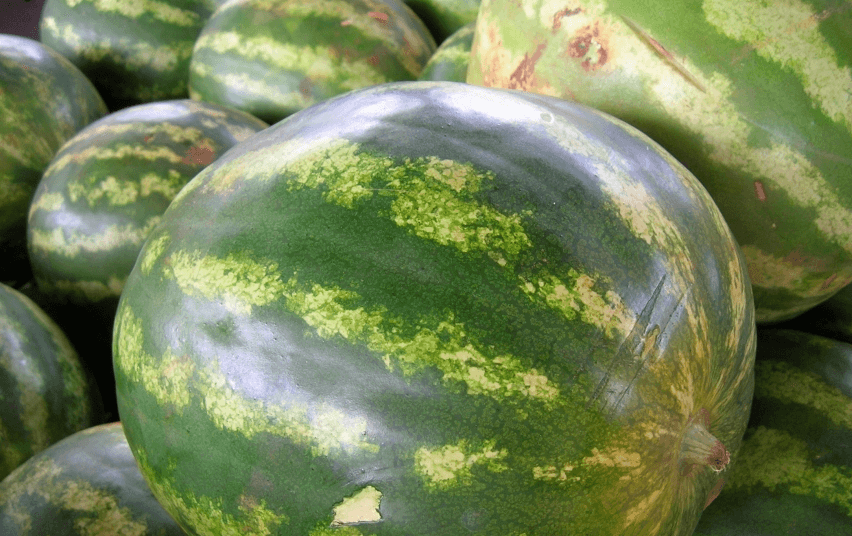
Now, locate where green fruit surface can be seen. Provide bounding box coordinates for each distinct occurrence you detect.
[0,282,101,481]
[0,421,185,535]
[188,0,437,124]
[467,0,852,324]
[693,329,852,536]
[776,282,852,345]
[403,0,479,42]
[0,34,107,285]
[27,99,268,309]
[39,0,225,110]
[113,81,755,535]
[418,21,474,82]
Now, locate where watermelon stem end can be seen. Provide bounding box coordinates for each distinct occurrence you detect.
[679,419,730,473]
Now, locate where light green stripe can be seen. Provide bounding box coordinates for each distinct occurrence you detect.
[414,439,508,490]
[703,0,852,130]
[729,426,852,516]
[66,0,201,26]
[45,143,186,179]
[754,359,852,430]
[29,217,161,257]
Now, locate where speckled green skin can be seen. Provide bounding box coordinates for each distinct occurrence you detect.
[694,329,852,536]
[113,81,755,535]
[0,282,102,482]
[418,21,474,82]
[27,98,267,311]
[0,421,185,535]
[0,35,107,286]
[39,0,226,110]
[403,0,479,43]
[188,0,437,124]
[468,0,852,324]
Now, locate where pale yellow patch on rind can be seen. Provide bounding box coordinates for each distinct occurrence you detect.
[66,0,201,26]
[330,486,382,526]
[29,217,161,257]
[414,440,508,490]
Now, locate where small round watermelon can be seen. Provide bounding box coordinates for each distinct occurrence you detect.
[0,421,185,535]
[0,282,102,482]
[188,0,437,124]
[418,21,474,82]
[0,34,107,285]
[39,0,227,110]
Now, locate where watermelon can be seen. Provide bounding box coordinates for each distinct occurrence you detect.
[466,0,852,324]
[0,34,107,286]
[27,98,268,312]
[0,421,185,535]
[188,0,437,124]
[776,282,852,346]
[693,329,852,535]
[112,81,755,535]
[39,0,227,110]
[0,282,102,482]
[417,21,474,82]
[403,0,479,43]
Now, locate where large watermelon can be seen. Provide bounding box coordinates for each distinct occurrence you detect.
[0,421,185,535]
[113,81,755,535]
[0,282,102,482]
[39,0,227,110]
[693,329,852,535]
[188,0,437,124]
[0,34,107,285]
[466,0,852,324]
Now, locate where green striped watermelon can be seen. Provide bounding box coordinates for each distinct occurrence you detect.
[0,282,102,482]
[693,329,852,535]
[403,0,479,43]
[27,98,268,311]
[466,0,852,324]
[417,21,474,82]
[188,0,437,124]
[0,34,107,286]
[39,0,226,110]
[0,421,185,535]
[113,81,756,535]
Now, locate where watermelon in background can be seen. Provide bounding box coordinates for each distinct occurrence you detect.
[113,81,755,535]
[0,421,186,535]
[403,0,479,43]
[418,21,474,82]
[0,282,102,482]
[694,329,852,536]
[466,0,852,324]
[39,0,227,111]
[188,0,437,124]
[776,282,852,346]
[0,34,107,286]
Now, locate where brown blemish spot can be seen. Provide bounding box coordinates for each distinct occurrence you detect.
[509,42,548,90]
[143,135,153,143]
[620,15,706,92]
[367,54,381,66]
[552,7,583,32]
[368,11,389,24]
[783,247,830,271]
[704,478,726,509]
[299,78,313,100]
[183,143,216,166]
[820,272,838,290]
[340,19,353,26]
[566,23,609,72]
[754,180,767,201]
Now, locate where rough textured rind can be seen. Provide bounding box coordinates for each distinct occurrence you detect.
[188,0,437,124]
[694,329,852,536]
[39,0,227,110]
[26,99,268,310]
[113,81,755,535]
[418,21,475,82]
[0,35,107,285]
[0,422,185,535]
[0,283,100,481]
[467,0,852,323]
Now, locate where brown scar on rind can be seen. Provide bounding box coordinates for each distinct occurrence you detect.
[753,180,767,202]
[552,7,583,32]
[509,42,548,90]
[566,23,610,72]
[183,143,216,166]
[620,15,707,92]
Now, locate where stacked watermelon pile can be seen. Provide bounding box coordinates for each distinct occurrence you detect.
[0,0,849,534]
